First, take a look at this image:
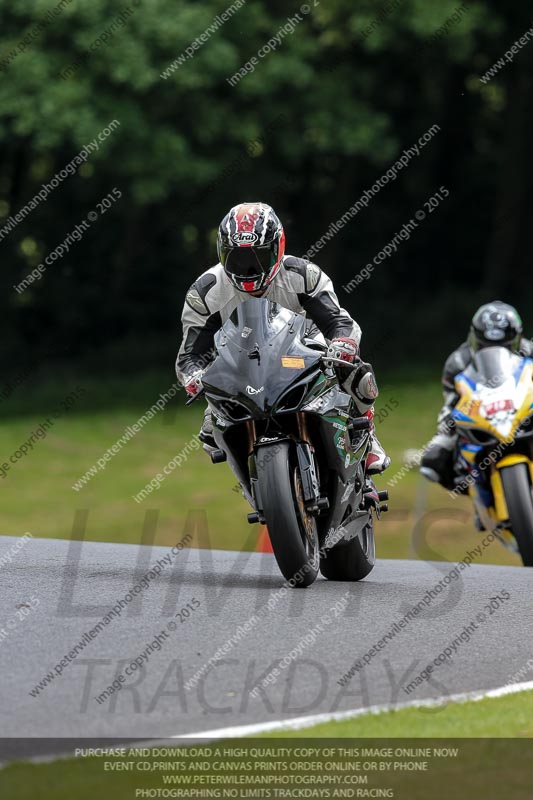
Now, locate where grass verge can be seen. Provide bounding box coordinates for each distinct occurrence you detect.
[1,691,532,799]
[0,372,520,564]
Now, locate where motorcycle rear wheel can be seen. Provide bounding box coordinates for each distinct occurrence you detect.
[258,442,319,587]
[500,462,533,566]
[319,517,376,581]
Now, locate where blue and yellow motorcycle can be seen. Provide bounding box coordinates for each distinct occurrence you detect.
[452,346,533,565]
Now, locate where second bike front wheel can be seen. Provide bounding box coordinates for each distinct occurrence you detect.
[500,462,533,566]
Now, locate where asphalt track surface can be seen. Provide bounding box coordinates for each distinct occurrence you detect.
[0,535,531,759]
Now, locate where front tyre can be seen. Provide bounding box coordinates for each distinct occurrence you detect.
[258,442,319,587]
[500,463,533,566]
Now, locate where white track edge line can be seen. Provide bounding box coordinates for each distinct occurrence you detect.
[2,679,533,768]
[177,679,533,739]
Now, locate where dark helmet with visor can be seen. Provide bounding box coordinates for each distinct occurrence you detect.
[469,301,522,351]
[217,202,286,293]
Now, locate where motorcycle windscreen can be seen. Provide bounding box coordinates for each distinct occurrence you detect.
[471,347,523,388]
[218,297,297,353]
[204,298,322,412]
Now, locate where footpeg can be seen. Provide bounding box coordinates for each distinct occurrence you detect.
[379,503,389,513]
[349,417,372,433]
[210,449,227,463]
[306,497,330,515]
[363,492,379,510]
[377,490,389,501]
[247,511,266,524]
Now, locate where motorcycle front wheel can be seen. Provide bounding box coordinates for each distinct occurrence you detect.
[257,442,319,587]
[500,462,533,566]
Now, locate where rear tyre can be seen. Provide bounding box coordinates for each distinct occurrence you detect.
[258,442,319,587]
[319,517,375,581]
[500,463,533,566]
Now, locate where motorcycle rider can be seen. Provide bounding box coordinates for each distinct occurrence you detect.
[176,201,390,474]
[421,301,532,490]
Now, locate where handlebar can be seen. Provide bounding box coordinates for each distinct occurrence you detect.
[185,390,205,406]
[186,356,358,404]
[321,355,360,370]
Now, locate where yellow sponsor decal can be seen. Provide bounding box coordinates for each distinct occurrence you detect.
[282,356,305,369]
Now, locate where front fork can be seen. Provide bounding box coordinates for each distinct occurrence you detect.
[469,455,532,551]
[248,436,328,524]
[490,454,533,522]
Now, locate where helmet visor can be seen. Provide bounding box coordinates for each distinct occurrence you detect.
[473,326,520,350]
[223,245,277,278]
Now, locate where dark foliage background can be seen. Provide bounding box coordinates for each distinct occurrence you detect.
[1,0,532,380]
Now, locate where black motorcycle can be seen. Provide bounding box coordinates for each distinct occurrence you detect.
[188,298,389,587]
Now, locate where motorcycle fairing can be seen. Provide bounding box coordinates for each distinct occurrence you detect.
[454,350,533,443]
[202,299,324,416]
[201,297,375,551]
